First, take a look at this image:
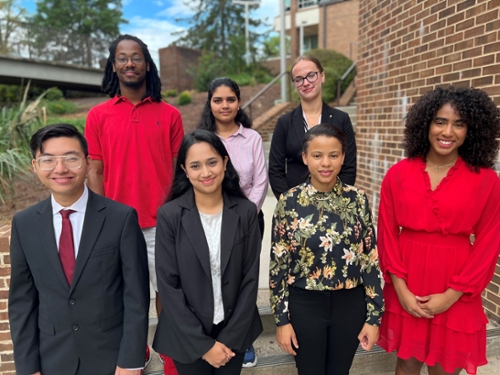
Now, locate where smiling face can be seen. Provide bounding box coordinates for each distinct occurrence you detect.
[302,135,345,192]
[33,136,90,206]
[210,85,240,128]
[291,59,325,102]
[112,39,150,90]
[182,142,228,198]
[427,102,468,164]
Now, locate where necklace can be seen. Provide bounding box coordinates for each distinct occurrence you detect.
[428,161,456,172]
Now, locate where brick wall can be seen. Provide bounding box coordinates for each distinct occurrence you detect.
[0,226,13,375]
[159,45,201,92]
[356,0,500,323]
[320,0,359,60]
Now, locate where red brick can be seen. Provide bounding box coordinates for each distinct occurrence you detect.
[475,32,497,46]
[446,12,464,26]
[453,60,472,70]
[472,76,494,87]
[465,3,488,18]
[483,65,500,75]
[454,39,474,52]
[452,80,470,89]
[485,41,500,54]
[0,331,11,341]
[464,25,485,39]
[0,268,11,277]
[474,55,495,67]
[455,18,474,32]
[0,342,12,351]
[444,52,461,64]
[476,9,499,25]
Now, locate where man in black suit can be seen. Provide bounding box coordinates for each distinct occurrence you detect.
[8,124,150,375]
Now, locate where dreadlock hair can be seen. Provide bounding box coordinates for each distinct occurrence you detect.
[404,86,500,170]
[102,34,163,102]
[198,77,252,132]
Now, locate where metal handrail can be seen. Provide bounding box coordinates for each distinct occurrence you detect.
[242,70,291,119]
[336,60,357,105]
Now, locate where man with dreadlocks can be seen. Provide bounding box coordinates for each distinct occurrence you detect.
[85,34,184,374]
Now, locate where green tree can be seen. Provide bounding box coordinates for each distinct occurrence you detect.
[262,34,289,59]
[0,0,28,54]
[31,0,126,66]
[174,0,263,70]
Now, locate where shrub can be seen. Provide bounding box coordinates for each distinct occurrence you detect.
[177,91,192,106]
[162,89,177,98]
[45,99,78,115]
[45,87,64,101]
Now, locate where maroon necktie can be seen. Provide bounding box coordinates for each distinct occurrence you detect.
[59,209,76,284]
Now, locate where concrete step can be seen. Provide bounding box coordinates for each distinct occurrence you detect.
[144,291,500,375]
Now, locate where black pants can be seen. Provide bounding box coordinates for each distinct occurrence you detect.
[289,286,366,375]
[173,323,245,375]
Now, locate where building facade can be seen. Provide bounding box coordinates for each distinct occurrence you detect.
[275,0,359,60]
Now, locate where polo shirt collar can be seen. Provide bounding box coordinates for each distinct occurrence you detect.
[112,95,154,105]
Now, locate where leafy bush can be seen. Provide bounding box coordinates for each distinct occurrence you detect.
[295,49,356,103]
[177,91,192,106]
[0,85,23,103]
[45,99,78,115]
[162,89,177,98]
[45,87,64,101]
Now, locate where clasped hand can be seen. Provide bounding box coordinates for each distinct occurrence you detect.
[398,287,462,318]
[202,341,235,368]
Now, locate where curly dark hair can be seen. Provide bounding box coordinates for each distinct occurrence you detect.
[404,86,500,170]
[102,34,162,102]
[198,77,252,131]
[167,130,247,202]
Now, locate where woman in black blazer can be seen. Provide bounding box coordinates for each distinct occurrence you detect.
[153,130,263,375]
[269,55,357,199]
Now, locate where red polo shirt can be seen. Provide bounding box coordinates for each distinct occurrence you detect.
[85,96,184,228]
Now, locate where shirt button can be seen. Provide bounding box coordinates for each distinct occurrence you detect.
[72,325,79,331]
[69,300,76,305]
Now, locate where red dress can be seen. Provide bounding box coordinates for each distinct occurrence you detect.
[377,157,500,374]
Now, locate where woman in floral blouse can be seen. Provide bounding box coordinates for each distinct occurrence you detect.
[269,124,384,375]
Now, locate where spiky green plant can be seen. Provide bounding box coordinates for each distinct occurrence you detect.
[0,82,47,203]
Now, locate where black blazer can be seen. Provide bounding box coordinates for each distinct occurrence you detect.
[268,102,357,198]
[8,189,150,375]
[153,189,263,364]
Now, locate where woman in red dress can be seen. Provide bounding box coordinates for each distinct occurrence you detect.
[377,86,500,375]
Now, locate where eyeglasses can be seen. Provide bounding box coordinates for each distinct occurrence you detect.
[114,56,145,65]
[35,155,85,171]
[292,71,319,87]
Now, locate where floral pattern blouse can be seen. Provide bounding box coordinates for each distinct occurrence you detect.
[269,178,384,327]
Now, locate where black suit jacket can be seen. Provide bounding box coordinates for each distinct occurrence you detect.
[152,189,263,364]
[8,189,150,375]
[268,102,357,198]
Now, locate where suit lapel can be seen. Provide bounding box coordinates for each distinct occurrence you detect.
[220,194,238,276]
[322,102,335,125]
[180,191,212,279]
[35,198,69,290]
[292,105,306,141]
[70,191,105,293]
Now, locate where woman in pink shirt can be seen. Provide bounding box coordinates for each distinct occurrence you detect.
[198,77,268,368]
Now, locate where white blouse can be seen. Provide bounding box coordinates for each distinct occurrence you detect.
[199,210,224,324]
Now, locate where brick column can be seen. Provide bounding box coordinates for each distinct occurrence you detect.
[0,225,14,374]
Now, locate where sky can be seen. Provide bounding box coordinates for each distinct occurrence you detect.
[19,0,279,59]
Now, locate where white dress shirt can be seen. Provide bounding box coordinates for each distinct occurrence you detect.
[52,185,88,255]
